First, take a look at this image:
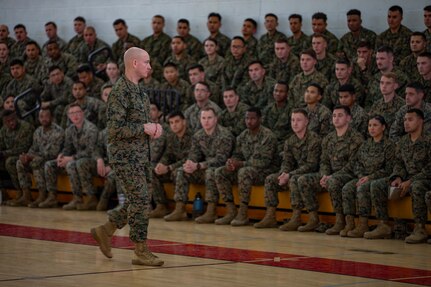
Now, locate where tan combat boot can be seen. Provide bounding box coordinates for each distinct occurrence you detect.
[90,220,117,258]
[215,202,237,225]
[364,221,391,239]
[254,207,278,228]
[405,224,428,244]
[6,189,23,206]
[76,195,98,211]
[298,211,320,232]
[28,189,46,208]
[149,204,168,218]
[347,216,369,238]
[38,192,58,208]
[326,213,346,235]
[195,202,217,224]
[340,215,355,237]
[164,202,187,221]
[132,241,164,266]
[62,195,83,210]
[279,209,302,231]
[9,188,32,207]
[230,203,249,226]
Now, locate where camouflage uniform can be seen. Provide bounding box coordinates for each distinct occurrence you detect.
[389,102,431,141]
[375,25,412,65]
[61,97,106,130]
[42,37,67,54]
[244,36,258,58]
[420,76,431,103]
[315,53,337,83]
[238,76,277,109]
[198,55,225,85]
[399,54,421,82]
[159,79,191,112]
[2,73,42,114]
[141,32,172,65]
[350,104,368,137]
[0,120,34,189]
[0,73,12,99]
[111,33,141,62]
[183,34,204,61]
[305,103,333,138]
[287,32,311,58]
[323,77,365,109]
[16,123,64,192]
[215,126,278,204]
[24,57,48,85]
[288,70,328,109]
[164,51,196,81]
[369,95,404,129]
[263,101,292,152]
[219,102,249,137]
[264,131,321,210]
[44,120,98,198]
[3,36,16,49]
[0,57,11,74]
[86,76,105,99]
[267,53,300,84]
[338,27,377,61]
[66,34,84,59]
[10,38,35,60]
[104,75,153,242]
[207,32,231,58]
[424,29,431,52]
[320,30,339,55]
[175,125,234,203]
[40,76,74,124]
[186,80,222,108]
[221,53,254,90]
[340,137,395,217]
[257,30,287,67]
[365,68,409,110]
[388,134,431,224]
[78,38,110,66]
[150,123,168,165]
[44,52,78,79]
[152,128,193,205]
[352,57,379,88]
[184,100,221,133]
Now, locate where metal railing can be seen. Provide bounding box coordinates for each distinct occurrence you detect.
[14,88,40,119]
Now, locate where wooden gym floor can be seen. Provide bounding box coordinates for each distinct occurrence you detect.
[0,206,430,287]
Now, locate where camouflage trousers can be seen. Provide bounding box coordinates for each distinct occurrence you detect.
[215,166,271,204]
[174,167,218,203]
[150,168,178,205]
[3,156,19,189]
[45,158,96,196]
[16,156,48,191]
[341,178,372,216]
[107,163,152,243]
[264,172,319,211]
[98,168,123,201]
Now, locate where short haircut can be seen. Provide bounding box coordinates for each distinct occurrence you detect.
[14,24,26,31]
[265,13,278,21]
[201,106,218,116]
[389,5,403,16]
[187,63,205,73]
[275,80,289,93]
[113,18,126,26]
[45,21,57,28]
[312,12,327,22]
[335,58,351,67]
[167,110,185,120]
[312,33,328,42]
[338,84,355,94]
[376,45,394,55]
[347,9,361,17]
[195,81,210,92]
[275,38,290,45]
[10,58,24,67]
[39,107,52,116]
[307,82,323,95]
[301,49,317,60]
[76,64,92,74]
[244,18,257,29]
[68,102,82,111]
[150,100,162,111]
[232,36,245,45]
[46,39,59,47]
[292,108,309,119]
[178,18,190,26]
[357,40,372,50]
[25,40,41,50]
[288,14,303,22]
[204,37,218,46]
[172,35,186,43]
[223,86,237,94]
[369,114,387,128]
[381,72,398,82]
[424,5,431,12]
[406,81,425,94]
[248,60,264,68]
[247,106,262,118]
[406,108,424,120]
[418,51,431,59]
[333,105,351,116]
[48,65,62,74]
[153,15,165,22]
[208,12,222,21]
[101,83,113,91]
[73,80,86,89]
[74,16,86,23]
[411,31,427,41]
[163,62,178,69]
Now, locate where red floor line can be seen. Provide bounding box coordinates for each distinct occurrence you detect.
[1,223,430,286]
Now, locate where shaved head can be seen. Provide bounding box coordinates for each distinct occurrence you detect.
[124,47,151,84]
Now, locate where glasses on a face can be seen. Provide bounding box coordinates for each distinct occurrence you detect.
[67,111,83,116]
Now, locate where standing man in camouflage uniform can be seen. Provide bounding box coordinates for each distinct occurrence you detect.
[241,18,258,58]
[0,110,34,205]
[206,13,231,58]
[215,107,278,226]
[311,12,339,55]
[176,19,204,61]
[141,15,171,66]
[219,87,249,137]
[66,16,86,59]
[287,14,311,58]
[91,47,164,266]
[14,109,64,208]
[375,5,412,66]
[254,109,321,230]
[111,19,141,63]
[10,24,34,60]
[164,107,233,223]
[257,13,287,67]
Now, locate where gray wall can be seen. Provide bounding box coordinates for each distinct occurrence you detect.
[0,0,429,47]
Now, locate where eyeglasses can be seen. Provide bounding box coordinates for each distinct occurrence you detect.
[67,111,83,116]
